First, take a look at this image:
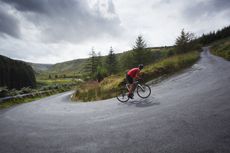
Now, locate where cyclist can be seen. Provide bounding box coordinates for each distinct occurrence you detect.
[126,64,144,99]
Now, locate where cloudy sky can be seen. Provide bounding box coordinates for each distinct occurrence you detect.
[0,0,229,64]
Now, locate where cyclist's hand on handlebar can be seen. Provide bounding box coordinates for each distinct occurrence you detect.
[138,78,143,81]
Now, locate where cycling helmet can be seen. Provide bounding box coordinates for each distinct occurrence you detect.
[138,64,144,70]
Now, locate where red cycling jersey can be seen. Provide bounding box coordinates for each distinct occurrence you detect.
[127,68,140,78]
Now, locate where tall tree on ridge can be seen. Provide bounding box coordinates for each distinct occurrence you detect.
[106,47,117,75]
[132,35,147,66]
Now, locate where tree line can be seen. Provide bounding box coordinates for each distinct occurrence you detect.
[84,35,174,82]
[174,25,230,54]
[84,47,117,82]
[0,55,36,89]
[85,29,202,82]
[84,25,230,82]
[198,25,230,45]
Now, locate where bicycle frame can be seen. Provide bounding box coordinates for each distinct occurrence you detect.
[137,84,145,91]
[126,81,142,92]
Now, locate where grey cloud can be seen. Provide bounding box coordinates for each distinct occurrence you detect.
[1,0,122,43]
[212,0,230,11]
[108,0,116,14]
[0,5,20,38]
[183,0,230,20]
[1,0,48,14]
[0,37,59,63]
[161,0,171,3]
[152,0,171,8]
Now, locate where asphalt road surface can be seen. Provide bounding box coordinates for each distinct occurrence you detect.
[0,48,230,153]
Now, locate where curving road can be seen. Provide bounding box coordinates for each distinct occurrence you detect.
[0,48,230,153]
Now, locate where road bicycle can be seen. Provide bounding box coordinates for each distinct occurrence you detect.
[116,80,151,102]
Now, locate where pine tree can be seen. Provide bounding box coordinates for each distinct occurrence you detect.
[95,51,106,82]
[96,52,102,68]
[90,48,97,76]
[83,47,98,79]
[132,35,147,66]
[175,29,194,54]
[106,47,117,75]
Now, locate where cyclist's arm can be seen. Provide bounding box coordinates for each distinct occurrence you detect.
[135,70,141,80]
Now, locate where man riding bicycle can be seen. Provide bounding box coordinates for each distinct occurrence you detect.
[126,64,144,99]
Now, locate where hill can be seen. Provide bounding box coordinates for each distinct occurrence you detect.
[0,55,36,89]
[33,46,173,79]
[32,58,88,79]
[28,63,53,73]
[47,58,86,75]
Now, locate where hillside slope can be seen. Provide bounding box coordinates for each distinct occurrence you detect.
[0,55,36,89]
[34,46,173,79]
[47,58,86,75]
[28,63,53,73]
[210,37,230,60]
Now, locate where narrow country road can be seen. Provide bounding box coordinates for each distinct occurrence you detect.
[0,48,230,153]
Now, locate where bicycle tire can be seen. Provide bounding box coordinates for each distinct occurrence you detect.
[137,84,151,98]
[116,87,129,102]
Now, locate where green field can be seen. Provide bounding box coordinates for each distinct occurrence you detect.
[37,78,77,85]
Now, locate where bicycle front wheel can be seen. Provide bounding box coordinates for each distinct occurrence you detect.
[137,84,151,98]
[116,87,129,102]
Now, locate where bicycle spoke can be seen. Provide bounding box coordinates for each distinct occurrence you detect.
[116,88,129,102]
[137,84,151,98]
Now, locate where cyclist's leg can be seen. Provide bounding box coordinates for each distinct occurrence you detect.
[130,81,137,93]
[129,83,136,94]
[126,74,134,98]
[126,74,132,91]
[127,84,131,91]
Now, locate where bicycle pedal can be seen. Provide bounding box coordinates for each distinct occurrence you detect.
[128,94,134,99]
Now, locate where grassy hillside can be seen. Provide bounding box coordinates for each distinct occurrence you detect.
[73,51,200,102]
[28,63,53,73]
[210,37,230,60]
[35,46,173,79]
[49,58,86,73]
[34,58,87,79]
[45,58,87,76]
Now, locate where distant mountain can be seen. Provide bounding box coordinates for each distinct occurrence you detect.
[28,58,88,79]
[26,57,88,80]
[45,58,87,75]
[28,63,53,73]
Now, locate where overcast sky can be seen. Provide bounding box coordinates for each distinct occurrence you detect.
[0,0,229,64]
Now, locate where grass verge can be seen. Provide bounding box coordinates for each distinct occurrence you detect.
[210,37,230,60]
[73,51,200,102]
[0,96,44,109]
[0,88,75,109]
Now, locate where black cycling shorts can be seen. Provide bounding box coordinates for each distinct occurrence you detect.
[126,74,133,84]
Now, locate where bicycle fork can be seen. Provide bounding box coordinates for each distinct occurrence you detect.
[138,84,145,91]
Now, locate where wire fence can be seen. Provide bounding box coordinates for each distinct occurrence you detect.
[0,90,53,104]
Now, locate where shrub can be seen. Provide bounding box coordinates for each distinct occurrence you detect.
[19,87,33,94]
[8,89,20,96]
[0,87,9,98]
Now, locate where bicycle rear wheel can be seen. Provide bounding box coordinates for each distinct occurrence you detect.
[137,84,151,98]
[116,87,129,102]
